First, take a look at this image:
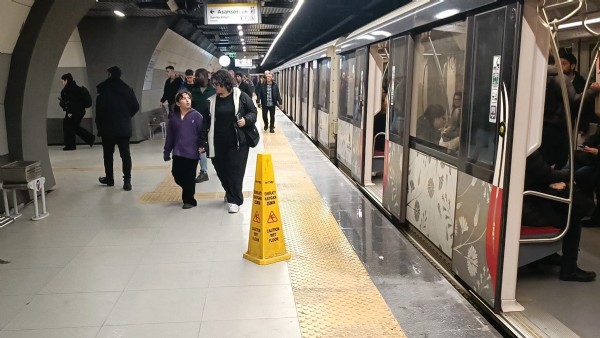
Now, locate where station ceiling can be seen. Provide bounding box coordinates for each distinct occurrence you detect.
[87,0,411,70]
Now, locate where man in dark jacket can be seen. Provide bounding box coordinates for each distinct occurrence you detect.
[522,150,596,282]
[59,73,95,150]
[96,66,140,191]
[256,70,282,133]
[160,65,183,117]
[191,68,215,183]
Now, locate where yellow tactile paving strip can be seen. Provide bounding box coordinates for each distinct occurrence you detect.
[263,130,405,337]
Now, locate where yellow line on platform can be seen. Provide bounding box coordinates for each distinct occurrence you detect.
[262,129,405,337]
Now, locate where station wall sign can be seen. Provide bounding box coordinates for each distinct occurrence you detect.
[235,58,254,68]
[205,3,261,25]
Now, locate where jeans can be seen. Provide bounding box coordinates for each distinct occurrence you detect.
[199,152,208,173]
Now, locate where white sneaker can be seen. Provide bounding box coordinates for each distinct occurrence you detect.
[228,203,239,213]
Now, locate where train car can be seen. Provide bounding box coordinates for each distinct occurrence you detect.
[273,0,600,336]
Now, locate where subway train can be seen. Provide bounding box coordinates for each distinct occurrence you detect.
[271,0,600,337]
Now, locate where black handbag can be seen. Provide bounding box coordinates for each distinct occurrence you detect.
[243,124,260,148]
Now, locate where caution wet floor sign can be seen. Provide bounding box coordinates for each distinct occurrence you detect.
[243,153,291,265]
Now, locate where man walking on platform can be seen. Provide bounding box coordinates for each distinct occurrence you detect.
[256,70,282,133]
[160,65,183,117]
[96,66,139,191]
[59,73,95,150]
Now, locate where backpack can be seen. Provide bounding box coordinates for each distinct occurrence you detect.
[80,85,93,108]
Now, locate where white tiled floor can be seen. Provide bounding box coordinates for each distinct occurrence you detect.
[0,138,301,337]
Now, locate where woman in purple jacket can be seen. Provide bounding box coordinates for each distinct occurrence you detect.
[163,90,206,209]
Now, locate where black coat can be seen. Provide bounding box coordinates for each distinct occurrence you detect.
[95,77,139,138]
[161,76,183,105]
[256,82,282,107]
[60,81,86,118]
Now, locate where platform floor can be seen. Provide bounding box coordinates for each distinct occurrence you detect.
[0,111,499,337]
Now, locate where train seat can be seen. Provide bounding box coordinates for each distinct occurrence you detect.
[372,132,385,176]
[518,225,562,267]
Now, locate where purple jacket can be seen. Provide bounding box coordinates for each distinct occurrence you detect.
[164,109,205,160]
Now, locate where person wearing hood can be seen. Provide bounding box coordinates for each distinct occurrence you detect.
[191,68,215,183]
[96,66,140,191]
[59,73,95,150]
[206,69,257,214]
[163,90,206,209]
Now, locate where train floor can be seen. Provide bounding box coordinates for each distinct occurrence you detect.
[517,227,600,338]
[0,110,498,337]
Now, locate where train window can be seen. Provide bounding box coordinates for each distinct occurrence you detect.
[318,59,330,111]
[339,52,357,122]
[409,22,467,154]
[389,36,408,142]
[464,9,506,167]
[302,65,309,100]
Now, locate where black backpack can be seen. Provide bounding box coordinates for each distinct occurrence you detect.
[80,85,93,108]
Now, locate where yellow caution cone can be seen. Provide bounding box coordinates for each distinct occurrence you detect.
[243,153,291,265]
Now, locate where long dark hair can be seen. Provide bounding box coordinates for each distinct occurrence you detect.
[211,69,234,93]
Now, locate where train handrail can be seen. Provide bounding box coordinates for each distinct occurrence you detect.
[538,0,583,26]
[373,132,386,156]
[521,3,582,244]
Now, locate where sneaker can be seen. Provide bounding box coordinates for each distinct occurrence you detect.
[195,171,209,183]
[99,176,114,186]
[559,267,597,282]
[228,203,239,213]
[182,203,195,209]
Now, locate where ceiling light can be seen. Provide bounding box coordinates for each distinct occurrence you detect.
[371,31,391,37]
[237,25,242,30]
[219,55,231,67]
[435,9,459,20]
[261,0,305,65]
[357,34,375,41]
[241,38,245,42]
[114,10,125,17]
[559,17,600,29]
[239,31,244,36]
[242,42,246,45]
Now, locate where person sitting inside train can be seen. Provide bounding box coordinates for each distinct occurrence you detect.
[522,150,596,282]
[416,104,446,144]
[439,91,462,151]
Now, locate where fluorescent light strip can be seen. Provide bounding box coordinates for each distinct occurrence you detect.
[114,10,125,17]
[559,17,600,29]
[261,0,305,66]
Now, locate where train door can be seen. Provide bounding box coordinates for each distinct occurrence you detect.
[317,58,333,157]
[301,63,310,132]
[336,47,367,182]
[307,60,317,140]
[284,69,290,114]
[382,35,411,221]
[363,41,389,199]
[292,66,298,122]
[295,66,302,125]
[449,4,521,311]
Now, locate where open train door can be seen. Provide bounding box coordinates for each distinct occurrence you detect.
[451,2,522,312]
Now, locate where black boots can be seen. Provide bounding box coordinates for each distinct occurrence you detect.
[99,176,114,186]
[99,176,131,191]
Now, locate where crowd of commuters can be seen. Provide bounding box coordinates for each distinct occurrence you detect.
[57,65,274,211]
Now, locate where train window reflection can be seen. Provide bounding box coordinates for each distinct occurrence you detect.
[389,36,408,140]
[339,53,356,121]
[409,22,467,153]
[318,59,330,111]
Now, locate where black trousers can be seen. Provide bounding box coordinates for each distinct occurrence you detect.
[172,156,198,205]
[212,145,249,206]
[262,105,276,129]
[63,114,94,148]
[101,136,132,180]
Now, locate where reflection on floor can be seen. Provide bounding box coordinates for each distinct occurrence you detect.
[517,227,600,338]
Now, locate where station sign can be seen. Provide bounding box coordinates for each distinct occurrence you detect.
[205,3,261,25]
[235,58,254,68]
[228,52,237,58]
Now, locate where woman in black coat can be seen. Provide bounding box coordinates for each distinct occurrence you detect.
[205,70,258,213]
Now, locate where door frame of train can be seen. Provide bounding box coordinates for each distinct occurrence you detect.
[308,60,317,140]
